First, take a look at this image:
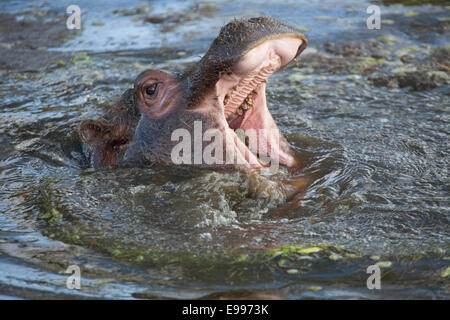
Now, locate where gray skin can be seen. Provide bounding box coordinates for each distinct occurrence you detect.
[79,17,308,169]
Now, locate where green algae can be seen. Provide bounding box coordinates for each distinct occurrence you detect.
[288,74,313,82]
[404,11,419,17]
[269,245,323,256]
[91,278,115,285]
[395,46,421,57]
[382,19,395,25]
[376,261,393,268]
[56,60,66,68]
[296,27,310,33]
[440,266,450,277]
[92,21,105,26]
[307,286,322,291]
[71,53,92,66]
[378,35,397,43]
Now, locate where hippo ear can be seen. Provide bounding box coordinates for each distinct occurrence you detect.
[79,119,113,147]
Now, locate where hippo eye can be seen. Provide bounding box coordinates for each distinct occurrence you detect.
[145,83,159,97]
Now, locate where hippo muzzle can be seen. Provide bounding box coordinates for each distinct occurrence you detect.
[79,17,307,171]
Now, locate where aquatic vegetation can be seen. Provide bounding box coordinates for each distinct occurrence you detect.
[395,46,421,58]
[91,21,105,26]
[71,53,92,66]
[441,266,450,278]
[404,11,420,17]
[307,286,322,291]
[378,35,397,43]
[375,261,393,268]
[269,245,324,255]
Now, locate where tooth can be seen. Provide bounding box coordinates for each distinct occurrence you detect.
[235,128,246,144]
[236,107,243,115]
[224,94,230,105]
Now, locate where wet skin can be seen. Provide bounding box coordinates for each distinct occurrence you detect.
[80,17,309,198]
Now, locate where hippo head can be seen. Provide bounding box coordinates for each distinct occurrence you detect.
[80,17,307,171]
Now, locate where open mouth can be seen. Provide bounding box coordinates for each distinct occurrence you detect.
[214,35,307,169]
[224,66,272,130]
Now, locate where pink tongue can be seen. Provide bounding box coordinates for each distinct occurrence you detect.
[227,109,248,129]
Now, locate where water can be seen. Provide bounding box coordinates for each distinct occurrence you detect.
[0,0,449,299]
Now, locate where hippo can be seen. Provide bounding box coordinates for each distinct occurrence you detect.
[79,17,309,198]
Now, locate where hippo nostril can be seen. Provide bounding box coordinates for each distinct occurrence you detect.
[89,123,101,132]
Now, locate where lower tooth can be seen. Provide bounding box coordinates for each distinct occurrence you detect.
[236,108,243,115]
[235,128,246,144]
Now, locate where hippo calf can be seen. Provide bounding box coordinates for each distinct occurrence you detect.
[80,17,307,175]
